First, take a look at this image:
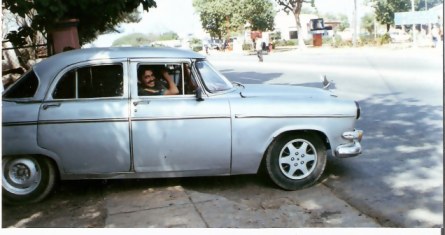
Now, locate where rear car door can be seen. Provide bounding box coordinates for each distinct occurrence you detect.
[37,60,131,174]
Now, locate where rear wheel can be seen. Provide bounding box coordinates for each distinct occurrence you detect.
[2,155,56,204]
[265,132,327,190]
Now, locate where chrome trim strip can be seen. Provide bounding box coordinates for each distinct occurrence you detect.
[37,118,129,125]
[234,114,355,118]
[132,115,231,121]
[21,115,230,125]
[3,121,38,127]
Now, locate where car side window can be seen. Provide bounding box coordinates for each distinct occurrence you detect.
[53,64,123,99]
[3,70,39,99]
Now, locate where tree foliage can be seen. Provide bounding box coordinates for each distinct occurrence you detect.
[370,0,411,31]
[193,0,275,39]
[111,31,179,47]
[274,0,315,48]
[3,0,157,46]
[361,12,376,35]
[158,31,180,41]
[111,33,152,46]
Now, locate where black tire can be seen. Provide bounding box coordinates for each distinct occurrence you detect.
[2,155,57,204]
[265,132,327,190]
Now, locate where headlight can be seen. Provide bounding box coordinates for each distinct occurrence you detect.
[355,101,361,119]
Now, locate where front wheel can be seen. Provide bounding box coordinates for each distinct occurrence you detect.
[265,132,327,190]
[2,155,56,204]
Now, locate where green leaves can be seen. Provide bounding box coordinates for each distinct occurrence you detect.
[193,0,275,39]
[3,0,157,46]
[6,27,34,46]
[370,0,412,27]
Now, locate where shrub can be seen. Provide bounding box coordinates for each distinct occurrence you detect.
[242,43,253,51]
[274,39,297,47]
[191,45,202,52]
[379,33,391,45]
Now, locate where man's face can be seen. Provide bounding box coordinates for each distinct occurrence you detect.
[141,70,156,87]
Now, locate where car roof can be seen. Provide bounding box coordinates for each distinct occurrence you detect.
[32,47,206,100]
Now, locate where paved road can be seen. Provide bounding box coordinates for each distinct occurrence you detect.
[208,46,443,227]
[2,46,442,230]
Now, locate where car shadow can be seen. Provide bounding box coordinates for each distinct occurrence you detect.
[321,92,443,227]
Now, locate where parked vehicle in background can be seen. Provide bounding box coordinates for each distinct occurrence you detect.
[389,30,411,43]
[2,47,363,204]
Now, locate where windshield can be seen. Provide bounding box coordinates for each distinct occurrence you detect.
[195,60,233,93]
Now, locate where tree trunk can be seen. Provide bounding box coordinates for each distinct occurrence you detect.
[293,3,306,49]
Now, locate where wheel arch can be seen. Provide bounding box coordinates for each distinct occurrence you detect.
[258,128,331,174]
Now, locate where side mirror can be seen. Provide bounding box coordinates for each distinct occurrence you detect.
[196,87,204,101]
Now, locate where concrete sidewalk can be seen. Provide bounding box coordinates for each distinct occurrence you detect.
[104,183,380,228]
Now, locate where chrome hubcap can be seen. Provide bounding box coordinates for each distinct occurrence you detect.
[3,158,42,195]
[279,139,317,179]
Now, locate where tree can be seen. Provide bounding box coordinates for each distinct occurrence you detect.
[235,0,275,31]
[111,33,152,47]
[369,0,411,32]
[3,0,157,47]
[193,0,275,40]
[111,31,180,47]
[274,0,315,49]
[158,31,180,41]
[361,12,376,35]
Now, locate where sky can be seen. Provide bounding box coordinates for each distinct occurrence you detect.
[88,0,371,47]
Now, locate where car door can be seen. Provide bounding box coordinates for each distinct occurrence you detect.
[129,59,231,175]
[37,60,131,174]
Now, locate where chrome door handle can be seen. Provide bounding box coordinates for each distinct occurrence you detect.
[133,100,150,106]
[42,103,61,110]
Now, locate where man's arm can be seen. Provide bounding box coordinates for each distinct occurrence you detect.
[160,70,179,95]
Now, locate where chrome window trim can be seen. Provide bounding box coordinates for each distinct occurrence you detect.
[45,59,128,101]
[132,59,193,97]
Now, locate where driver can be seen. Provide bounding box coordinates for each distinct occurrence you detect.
[138,67,179,96]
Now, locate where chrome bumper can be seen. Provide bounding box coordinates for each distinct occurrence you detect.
[334,129,363,158]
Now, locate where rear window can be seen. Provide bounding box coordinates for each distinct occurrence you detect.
[3,70,39,99]
[53,64,123,99]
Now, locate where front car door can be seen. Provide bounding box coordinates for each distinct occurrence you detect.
[37,60,131,174]
[129,59,231,176]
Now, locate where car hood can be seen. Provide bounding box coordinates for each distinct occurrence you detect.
[239,84,333,99]
[229,83,357,118]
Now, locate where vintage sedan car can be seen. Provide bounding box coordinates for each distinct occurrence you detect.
[2,47,363,204]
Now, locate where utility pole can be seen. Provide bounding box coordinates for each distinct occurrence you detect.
[353,0,357,47]
[411,0,416,47]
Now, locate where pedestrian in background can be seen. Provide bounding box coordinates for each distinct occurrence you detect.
[431,24,440,48]
[255,38,263,62]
